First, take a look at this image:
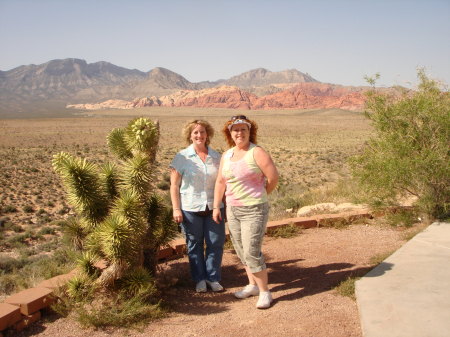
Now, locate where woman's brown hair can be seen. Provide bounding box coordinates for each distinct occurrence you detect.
[182,119,214,147]
[222,118,258,148]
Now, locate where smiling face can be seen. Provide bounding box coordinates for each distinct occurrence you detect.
[230,123,250,146]
[190,124,208,146]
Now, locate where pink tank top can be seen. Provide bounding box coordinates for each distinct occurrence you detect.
[222,143,268,206]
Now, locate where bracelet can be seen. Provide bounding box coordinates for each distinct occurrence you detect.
[213,207,220,209]
[174,208,181,211]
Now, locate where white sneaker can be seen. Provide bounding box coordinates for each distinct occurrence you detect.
[196,280,207,293]
[234,284,259,299]
[256,291,273,309]
[205,280,224,292]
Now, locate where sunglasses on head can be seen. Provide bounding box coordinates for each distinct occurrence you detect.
[230,115,247,121]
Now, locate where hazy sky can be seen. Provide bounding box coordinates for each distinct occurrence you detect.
[0,0,449,87]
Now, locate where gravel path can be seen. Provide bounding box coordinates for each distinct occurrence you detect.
[13,224,414,337]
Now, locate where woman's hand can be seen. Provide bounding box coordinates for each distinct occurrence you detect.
[170,168,183,223]
[173,209,183,223]
[212,208,222,224]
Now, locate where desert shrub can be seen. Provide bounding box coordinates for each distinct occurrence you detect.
[2,205,17,213]
[351,70,449,219]
[369,250,396,266]
[37,226,57,235]
[0,256,29,273]
[0,248,76,295]
[74,292,166,328]
[335,276,359,300]
[49,117,177,327]
[267,224,301,238]
[276,196,302,210]
[385,208,420,227]
[0,274,28,295]
[318,217,353,229]
[23,205,34,213]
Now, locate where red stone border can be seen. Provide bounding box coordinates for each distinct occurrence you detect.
[0,209,372,333]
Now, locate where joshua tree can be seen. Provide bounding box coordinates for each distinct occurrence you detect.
[53,117,177,289]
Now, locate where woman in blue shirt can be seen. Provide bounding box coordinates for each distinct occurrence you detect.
[170,119,226,293]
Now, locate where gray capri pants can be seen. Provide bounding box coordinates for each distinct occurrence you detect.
[226,202,269,273]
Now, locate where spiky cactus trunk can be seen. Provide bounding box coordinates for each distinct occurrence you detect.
[53,117,177,289]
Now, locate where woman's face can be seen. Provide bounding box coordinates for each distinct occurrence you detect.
[190,124,207,146]
[230,124,250,146]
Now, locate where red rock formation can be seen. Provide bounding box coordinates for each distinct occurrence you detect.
[66,83,368,111]
[251,83,366,111]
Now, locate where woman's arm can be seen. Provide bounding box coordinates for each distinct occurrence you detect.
[170,168,183,223]
[213,155,226,224]
[254,146,279,194]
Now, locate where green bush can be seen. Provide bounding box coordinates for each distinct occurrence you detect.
[351,70,450,219]
[2,205,17,213]
[23,205,34,213]
[385,208,419,227]
[335,276,359,300]
[267,224,302,238]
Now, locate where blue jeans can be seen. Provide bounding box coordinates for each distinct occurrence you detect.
[181,208,225,282]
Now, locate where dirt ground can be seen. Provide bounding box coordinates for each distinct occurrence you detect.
[11,222,423,337]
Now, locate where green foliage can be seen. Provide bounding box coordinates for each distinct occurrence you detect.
[52,152,109,225]
[62,217,88,251]
[96,214,141,262]
[351,70,450,219]
[385,208,419,227]
[0,248,75,295]
[117,267,157,299]
[267,224,302,238]
[67,275,96,301]
[75,292,165,329]
[101,162,120,200]
[107,128,132,160]
[335,276,359,300]
[52,117,176,298]
[2,205,17,213]
[77,251,100,277]
[369,250,395,266]
[23,205,34,213]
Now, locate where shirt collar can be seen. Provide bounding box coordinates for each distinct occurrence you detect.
[187,144,220,159]
[187,144,197,157]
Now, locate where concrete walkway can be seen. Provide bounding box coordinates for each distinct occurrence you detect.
[355,222,450,337]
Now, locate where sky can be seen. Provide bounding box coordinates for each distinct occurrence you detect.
[0,0,449,87]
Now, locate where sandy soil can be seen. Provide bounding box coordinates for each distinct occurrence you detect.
[11,223,419,337]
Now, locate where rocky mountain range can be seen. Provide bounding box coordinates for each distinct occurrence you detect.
[0,58,367,115]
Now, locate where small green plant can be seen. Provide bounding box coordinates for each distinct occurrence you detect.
[74,292,166,328]
[23,205,34,213]
[385,208,419,227]
[335,276,359,300]
[369,250,395,266]
[37,226,57,235]
[2,205,17,213]
[319,217,352,229]
[267,224,301,238]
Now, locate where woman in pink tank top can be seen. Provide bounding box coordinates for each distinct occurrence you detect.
[213,115,278,309]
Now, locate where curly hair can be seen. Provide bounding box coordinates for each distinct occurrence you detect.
[222,118,258,148]
[182,119,214,147]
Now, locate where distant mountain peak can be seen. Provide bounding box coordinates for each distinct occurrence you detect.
[223,68,318,87]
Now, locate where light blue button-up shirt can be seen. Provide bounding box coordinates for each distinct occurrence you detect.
[170,144,223,212]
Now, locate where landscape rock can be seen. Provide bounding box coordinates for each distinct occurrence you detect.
[297,203,337,217]
[297,202,368,217]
